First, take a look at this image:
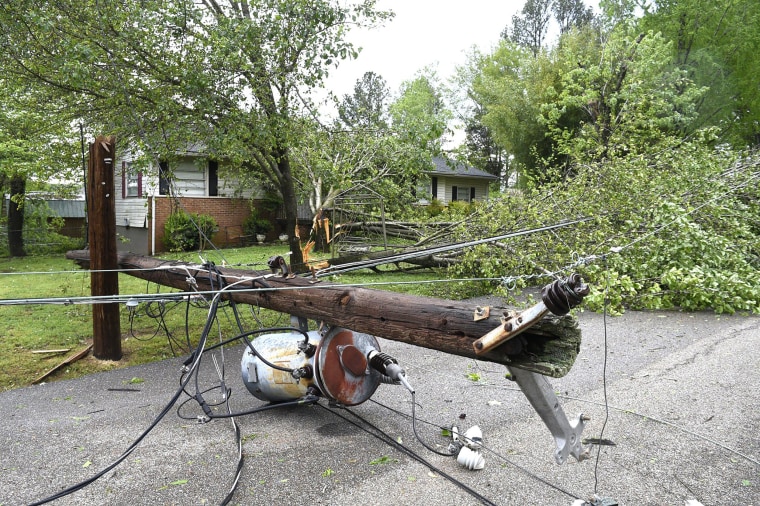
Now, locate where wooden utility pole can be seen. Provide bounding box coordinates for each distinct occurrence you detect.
[87,136,122,360]
[66,251,582,377]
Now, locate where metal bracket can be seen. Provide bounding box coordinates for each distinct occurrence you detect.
[473,303,549,354]
[268,255,294,278]
[507,365,590,464]
[473,306,490,321]
[473,274,589,355]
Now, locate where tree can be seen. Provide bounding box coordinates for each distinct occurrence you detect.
[448,49,508,184]
[0,0,392,269]
[552,0,594,34]
[462,107,507,181]
[338,71,390,129]
[466,41,566,183]
[502,0,552,55]
[0,81,80,256]
[544,27,706,163]
[389,72,452,155]
[291,120,417,220]
[385,72,453,202]
[636,0,760,146]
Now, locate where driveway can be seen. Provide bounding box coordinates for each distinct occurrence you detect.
[2,309,758,505]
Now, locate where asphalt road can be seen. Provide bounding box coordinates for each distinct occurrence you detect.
[2,308,758,506]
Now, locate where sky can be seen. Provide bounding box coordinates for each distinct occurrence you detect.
[323,0,524,99]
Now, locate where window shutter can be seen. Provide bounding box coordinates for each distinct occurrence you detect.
[137,172,143,197]
[121,161,126,199]
[208,160,218,197]
[470,187,476,201]
[452,186,458,201]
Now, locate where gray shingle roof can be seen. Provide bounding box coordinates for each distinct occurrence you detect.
[430,156,498,180]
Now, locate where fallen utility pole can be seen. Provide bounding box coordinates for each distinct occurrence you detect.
[66,250,583,377]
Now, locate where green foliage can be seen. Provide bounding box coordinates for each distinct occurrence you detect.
[242,209,273,237]
[637,0,760,146]
[338,71,390,129]
[425,198,444,218]
[389,71,452,154]
[450,143,760,314]
[164,211,218,252]
[0,199,84,256]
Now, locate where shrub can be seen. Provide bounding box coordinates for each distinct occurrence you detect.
[0,199,85,256]
[242,209,273,237]
[426,198,444,218]
[164,211,218,252]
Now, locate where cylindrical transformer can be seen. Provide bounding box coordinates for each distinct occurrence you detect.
[241,327,383,405]
[241,330,320,402]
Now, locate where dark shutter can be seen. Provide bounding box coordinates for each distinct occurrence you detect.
[470,187,476,201]
[208,160,218,197]
[452,185,458,201]
[431,176,438,200]
[121,161,126,199]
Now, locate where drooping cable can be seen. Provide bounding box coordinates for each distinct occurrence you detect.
[27,295,222,505]
[319,403,500,506]
[370,398,583,502]
[593,257,612,494]
[410,391,456,456]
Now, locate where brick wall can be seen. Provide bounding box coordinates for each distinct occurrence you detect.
[148,196,275,253]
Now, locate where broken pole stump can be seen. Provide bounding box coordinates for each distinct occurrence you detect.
[87,136,122,361]
[66,251,582,377]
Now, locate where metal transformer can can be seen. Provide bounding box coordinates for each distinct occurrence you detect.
[241,327,383,406]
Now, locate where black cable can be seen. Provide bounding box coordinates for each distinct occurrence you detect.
[594,257,612,494]
[28,296,222,505]
[319,403,500,506]
[410,391,456,456]
[370,398,583,502]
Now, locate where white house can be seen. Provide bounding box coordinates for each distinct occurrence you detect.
[422,156,498,205]
[114,150,262,254]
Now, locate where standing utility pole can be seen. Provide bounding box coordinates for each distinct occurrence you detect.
[87,136,122,360]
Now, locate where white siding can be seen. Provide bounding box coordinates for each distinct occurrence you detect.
[115,162,149,228]
[116,198,149,228]
[439,176,490,204]
[173,160,206,196]
[115,154,261,228]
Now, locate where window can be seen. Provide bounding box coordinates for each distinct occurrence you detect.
[122,161,142,198]
[159,161,170,196]
[452,186,476,202]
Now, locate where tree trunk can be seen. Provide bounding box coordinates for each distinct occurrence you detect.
[8,173,26,257]
[278,154,306,271]
[65,250,583,378]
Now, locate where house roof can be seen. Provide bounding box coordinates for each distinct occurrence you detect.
[46,199,86,218]
[4,197,86,218]
[430,156,498,180]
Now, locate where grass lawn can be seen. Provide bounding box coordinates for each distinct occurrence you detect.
[0,245,456,391]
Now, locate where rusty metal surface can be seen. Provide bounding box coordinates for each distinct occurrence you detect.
[315,328,381,406]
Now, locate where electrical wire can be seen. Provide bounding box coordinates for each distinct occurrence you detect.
[594,256,612,495]
[319,403,501,506]
[27,295,222,505]
[369,397,583,502]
